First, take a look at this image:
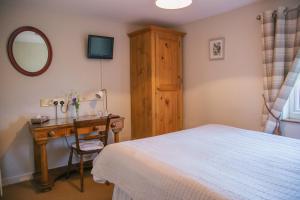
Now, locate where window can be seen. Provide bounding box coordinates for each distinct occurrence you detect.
[283,75,300,120]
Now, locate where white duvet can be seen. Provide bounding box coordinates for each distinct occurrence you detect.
[91,124,300,200]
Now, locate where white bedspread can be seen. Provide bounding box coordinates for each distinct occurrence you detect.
[91,124,300,200]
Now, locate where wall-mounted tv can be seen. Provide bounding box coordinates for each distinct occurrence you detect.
[87,35,114,59]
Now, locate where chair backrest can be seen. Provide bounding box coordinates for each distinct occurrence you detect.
[73,115,113,152]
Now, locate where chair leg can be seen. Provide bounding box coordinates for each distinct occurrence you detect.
[66,148,73,179]
[80,154,84,192]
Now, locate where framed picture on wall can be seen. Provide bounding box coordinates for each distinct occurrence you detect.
[209,37,225,60]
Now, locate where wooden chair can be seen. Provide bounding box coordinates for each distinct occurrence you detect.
[67,115,113,192]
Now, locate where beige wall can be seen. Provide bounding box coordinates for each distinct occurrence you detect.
[0,3,137,184]
[179,0,300,132]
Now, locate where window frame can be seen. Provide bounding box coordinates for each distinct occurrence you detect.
[285,75,300,120]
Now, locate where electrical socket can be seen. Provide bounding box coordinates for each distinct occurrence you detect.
[40,97,66,107]
[40,91,102,107]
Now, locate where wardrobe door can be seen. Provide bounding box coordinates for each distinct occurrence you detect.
[155,31,183,135]
[130,32,154,139]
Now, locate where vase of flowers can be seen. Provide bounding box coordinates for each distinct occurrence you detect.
[71,94,80,118]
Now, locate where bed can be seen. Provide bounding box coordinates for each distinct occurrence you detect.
[91,124,300,200]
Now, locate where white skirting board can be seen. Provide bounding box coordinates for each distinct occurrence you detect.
[2,172,33,186]
[1,156,94,187]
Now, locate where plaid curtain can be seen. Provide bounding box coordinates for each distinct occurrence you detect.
[261,6,300,134]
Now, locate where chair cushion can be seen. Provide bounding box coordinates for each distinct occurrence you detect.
[72,140,104,151]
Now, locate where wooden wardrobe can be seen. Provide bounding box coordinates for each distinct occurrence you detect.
[128,26,185,139]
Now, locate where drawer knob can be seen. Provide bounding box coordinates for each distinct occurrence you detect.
[111,123,116,128]
[48,130,55,137]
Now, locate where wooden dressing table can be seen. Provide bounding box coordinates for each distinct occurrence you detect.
[29,115,124,191]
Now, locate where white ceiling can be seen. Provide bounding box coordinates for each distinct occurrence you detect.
[4,0,262,26]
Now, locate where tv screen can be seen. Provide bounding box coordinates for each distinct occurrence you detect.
[87,35,114,59]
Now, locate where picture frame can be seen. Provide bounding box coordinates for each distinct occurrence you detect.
[209,37,225,60]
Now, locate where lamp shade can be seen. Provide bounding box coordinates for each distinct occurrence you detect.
[95,90,105,99]
[155,0,192,9]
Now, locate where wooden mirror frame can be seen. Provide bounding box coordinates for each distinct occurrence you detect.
[7,26,53,76]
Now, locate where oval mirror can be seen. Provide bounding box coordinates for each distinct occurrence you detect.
[7,26,52,76]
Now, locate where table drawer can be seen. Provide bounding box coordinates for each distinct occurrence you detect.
[111,120,124,130]
[46,128,68,138]
[34,128,67,140]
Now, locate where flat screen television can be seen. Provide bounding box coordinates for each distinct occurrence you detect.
[87,35,114,59]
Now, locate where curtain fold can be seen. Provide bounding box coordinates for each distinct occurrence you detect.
[261,6,300,134]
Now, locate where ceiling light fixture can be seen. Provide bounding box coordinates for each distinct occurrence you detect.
[155,0,192,9]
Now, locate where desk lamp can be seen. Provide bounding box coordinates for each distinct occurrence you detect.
[95,89,108,116]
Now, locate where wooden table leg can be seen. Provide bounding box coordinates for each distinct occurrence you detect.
[114,132,120,143]
[35,140,51,191]
[40,141,49,184]
[110,117,124,143]
[33,139,41,173]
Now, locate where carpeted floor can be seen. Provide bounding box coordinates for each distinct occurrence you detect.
[1,174,113,200]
